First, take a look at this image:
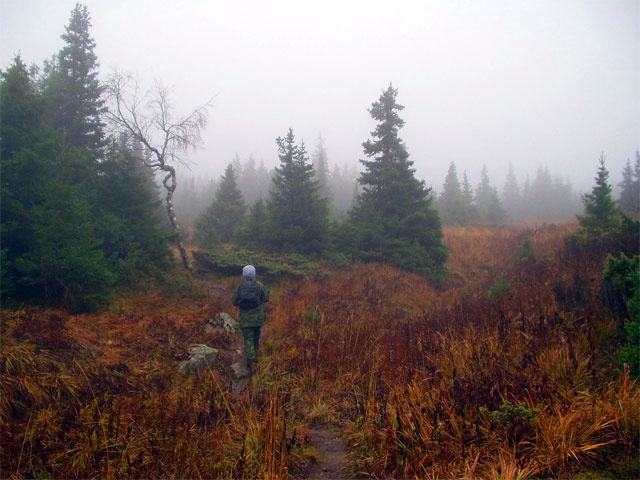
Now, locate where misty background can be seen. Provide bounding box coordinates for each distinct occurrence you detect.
[2,0,638,209]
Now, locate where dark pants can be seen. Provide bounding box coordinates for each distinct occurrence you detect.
[241,326,261,364]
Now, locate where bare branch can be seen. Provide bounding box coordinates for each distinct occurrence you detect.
[103,71,214,269]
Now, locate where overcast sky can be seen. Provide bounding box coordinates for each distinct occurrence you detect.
[2,0,638,193]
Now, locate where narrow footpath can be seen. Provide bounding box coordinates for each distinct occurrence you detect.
[304,426,347,479]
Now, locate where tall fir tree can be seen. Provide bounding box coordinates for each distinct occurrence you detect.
[267,128,329,255]
[43,3,105,157]
[461,170,477,223]
[476,165,506,224]
[502,163,521,221]
[0,56,45,160]
[194,164,247,247]
[577,154,623,236]
[475,165,506,224]
[312,134,331,202]
[347,85,447,277]
[236,198,269,249]
[618,151,640,220]
[1,52,118,311]
[96,136,172,279]
[438,162,467,224]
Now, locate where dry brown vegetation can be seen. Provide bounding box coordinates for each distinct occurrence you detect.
[2,223,638,479]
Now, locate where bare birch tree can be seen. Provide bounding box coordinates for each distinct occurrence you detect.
[105,72,212,269]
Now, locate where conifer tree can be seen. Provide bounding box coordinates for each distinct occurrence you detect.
[194,164,247,247]
[43,3,105,157]
[438,162,467,224]
[618,151,640,219]
[236,197,269,249]
[347,85,447,277]
[0,56,44,160]
[577,154,623,236]
[502,163,521,221]
[312,134,330,200]
[97,137,172,278]
[461,170,477,223]
[475,165,506,224]
[267,128,328,255]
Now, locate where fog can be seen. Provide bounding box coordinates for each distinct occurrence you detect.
[2,0,638,193]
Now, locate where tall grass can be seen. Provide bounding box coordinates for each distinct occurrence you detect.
[2,222,637,478]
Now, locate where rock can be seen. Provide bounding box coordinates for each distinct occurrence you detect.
[178,344,219,376]
[205,312,238,335]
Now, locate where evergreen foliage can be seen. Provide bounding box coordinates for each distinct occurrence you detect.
[1,5,174,310]
[42,3,105,157]
[312,134,331,202]
[96,138,173,280]
[266,128,329,255]
[346,85,448,278]
[438,162,474,224]
[0,56,44,160]
[618,151,640,220]
[502,163,522,221]
[522,165,578,222]
[604,253,640,378]
[476,165,506,224]
[438,162,462,223]
[576,155,624,237]
[194,164,247,247]
[235,198,269,249]
[461,171,477,222]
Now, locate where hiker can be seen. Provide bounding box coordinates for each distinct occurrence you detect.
[232,265,270,370]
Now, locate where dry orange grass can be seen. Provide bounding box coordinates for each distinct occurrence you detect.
[2,222,637,478]
[261,222,637,478]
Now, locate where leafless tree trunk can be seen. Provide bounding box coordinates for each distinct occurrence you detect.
[105,72,212,269]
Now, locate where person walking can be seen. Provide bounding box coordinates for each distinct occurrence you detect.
[232,265,269,371]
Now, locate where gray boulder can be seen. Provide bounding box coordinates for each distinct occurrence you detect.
[178,344,219,376]
[205,312,238,335]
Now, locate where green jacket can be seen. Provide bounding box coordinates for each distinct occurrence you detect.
[232,279,270,328]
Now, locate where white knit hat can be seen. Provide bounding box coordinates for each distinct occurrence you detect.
[242,265,256,278]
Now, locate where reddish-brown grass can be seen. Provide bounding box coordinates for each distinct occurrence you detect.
[2,223,637,478]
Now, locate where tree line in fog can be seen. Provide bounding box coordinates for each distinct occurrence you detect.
[175,149,639,226]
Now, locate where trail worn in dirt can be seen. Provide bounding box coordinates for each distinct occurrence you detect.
[304,426,347,479]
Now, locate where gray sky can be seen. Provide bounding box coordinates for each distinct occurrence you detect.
[2,0,638,193]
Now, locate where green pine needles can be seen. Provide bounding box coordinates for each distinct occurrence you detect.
[344,84,448,280]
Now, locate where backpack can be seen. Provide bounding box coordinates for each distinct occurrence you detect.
[237,280,262,309]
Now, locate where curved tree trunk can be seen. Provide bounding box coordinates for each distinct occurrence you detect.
[162,166,192,270]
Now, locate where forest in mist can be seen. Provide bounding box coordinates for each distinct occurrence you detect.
[174,147,639,228]
[2,3,639,311]
[2,4,639,479]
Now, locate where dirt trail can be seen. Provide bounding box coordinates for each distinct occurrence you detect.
[304,426,348,479]
[198,275,349,476]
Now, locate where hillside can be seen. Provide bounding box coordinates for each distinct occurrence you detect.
[2,223,638,479]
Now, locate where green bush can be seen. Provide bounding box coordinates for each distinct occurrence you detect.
[192,247,325,280]
[604,253,640,377]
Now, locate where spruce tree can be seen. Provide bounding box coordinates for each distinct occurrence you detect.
[267,128,329,255]
[502,163,521,221]
[43,3,105,157]
[618,151,640,219]
[97,137,172,278]
[312,134,331,201]
[476,165,506,224]
[236,198,269,249]
[348,85,447,277]
[461,170,477,223]
[577,154,623,236]
[0,56,45,160]
[438,162,467,224]
[194,164,247,247]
